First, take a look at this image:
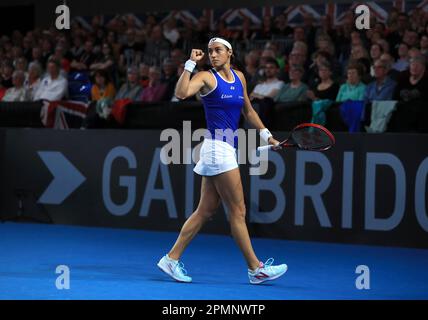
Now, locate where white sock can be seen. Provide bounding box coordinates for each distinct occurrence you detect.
[166,254,178,263]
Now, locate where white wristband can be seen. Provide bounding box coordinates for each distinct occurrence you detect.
[184,59,196,73]
[260,128,273,143]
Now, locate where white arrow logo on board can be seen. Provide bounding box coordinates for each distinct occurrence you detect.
[37,151,86,204]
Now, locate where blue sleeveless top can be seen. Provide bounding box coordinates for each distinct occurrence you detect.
[200,68,244,148]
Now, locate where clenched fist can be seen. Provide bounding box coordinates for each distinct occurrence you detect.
[190,49,205,62]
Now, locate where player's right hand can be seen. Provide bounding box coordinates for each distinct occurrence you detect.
[190,49,205,62]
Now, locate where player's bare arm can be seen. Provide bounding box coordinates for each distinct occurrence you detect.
[175,49,214,99]
[235,70,280,147]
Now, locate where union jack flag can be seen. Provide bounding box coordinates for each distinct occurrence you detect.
[41,100,89,129]
[73,1,428,30]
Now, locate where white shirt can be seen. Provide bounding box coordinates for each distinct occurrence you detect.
[252,79,284,98]
[33,74,68,101]
[24,78,41,101]
[2,87,27,102]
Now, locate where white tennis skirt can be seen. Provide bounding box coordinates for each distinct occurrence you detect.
[193,139,238,176]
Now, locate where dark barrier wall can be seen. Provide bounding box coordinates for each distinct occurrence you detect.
[1,128,428,248]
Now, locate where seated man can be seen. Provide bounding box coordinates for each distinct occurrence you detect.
[33,57,68,101]
[250,57,284,101]
[364,59,396,104]
[249,57,284,125]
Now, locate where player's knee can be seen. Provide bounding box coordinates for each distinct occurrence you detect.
[195,207,217,219]
[230,204,246,221]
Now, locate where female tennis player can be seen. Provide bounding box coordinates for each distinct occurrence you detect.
[157,37,288,284]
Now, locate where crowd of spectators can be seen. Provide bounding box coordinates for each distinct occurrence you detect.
[1,7,428,131]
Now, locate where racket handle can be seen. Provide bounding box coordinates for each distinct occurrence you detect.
[257,145,273,152]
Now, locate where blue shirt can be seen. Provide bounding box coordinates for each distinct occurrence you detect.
[201,68,244,147]
[364,77,397,104]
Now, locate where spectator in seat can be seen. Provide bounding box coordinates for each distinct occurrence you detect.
[249,57,284,125]
[392,43,410,72]
[119,28,143,73]
[14,57,28,78]
[2,70,27,102]
[350,44,371,83]
[390,54,428,132]
[336,62,366,102]
[30,46,44,66]
[53,44,71,74]
[161,58,178,101]
[70,40,97,72]
[115,66,142,101]
[143,25,170,66]
[250,57,284,101]
[41,38,53,67]
[138,66,167,103]
[283,47,308,82]
[255,15,275,40]
[91,69,116,101]
[33,57,68,101]
[376,39,390,55]
[369,43,384,77]
[393,55,428,103]
[24,62,42,101]
[243,50,260,93]
[138,63,150,89]
[364,59,397,104]
[307,61,339,101]
[1,61,14,89]
[70,36,84,61]
[380,53,400,81]
[275,64,309,102]
[90,43,115,78]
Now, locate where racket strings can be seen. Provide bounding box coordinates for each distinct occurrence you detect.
[292,128,333,150]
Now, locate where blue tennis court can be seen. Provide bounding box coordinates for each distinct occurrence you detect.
[1,222,427,300]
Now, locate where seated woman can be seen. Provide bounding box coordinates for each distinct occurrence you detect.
[2,70,27,102]
[389,54,428,132]
[91,69,116,101]
[275,64,308,102]
[307,61,339,101]
[306,61,339,125]
[336,62,366,102]
[138,66,167,103]
[393,55,428,103]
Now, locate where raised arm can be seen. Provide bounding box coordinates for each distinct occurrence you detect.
[175,49,208,100]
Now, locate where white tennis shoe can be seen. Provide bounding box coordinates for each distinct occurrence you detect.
[248,258,288,284]
[157,254,192,283]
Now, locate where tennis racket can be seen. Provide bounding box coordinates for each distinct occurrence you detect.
[257,123,335,152]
